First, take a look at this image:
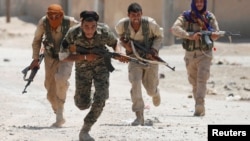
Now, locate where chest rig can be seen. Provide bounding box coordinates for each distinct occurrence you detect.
[182,12,214,51]
[43,16,70,59]
[123,17,154,57]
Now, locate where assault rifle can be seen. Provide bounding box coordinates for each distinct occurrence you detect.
[70,45,147,72]
[130,40,175,71]
[187,31,241,48]
[22,52,44,94]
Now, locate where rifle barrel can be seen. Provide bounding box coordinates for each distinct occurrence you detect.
[130,41,175,71]
[22,81,31,94]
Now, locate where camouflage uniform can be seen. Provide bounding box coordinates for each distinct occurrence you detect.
[171,10,219,116]
[115,16,163,125]
[32,15,78,127]
[59,23,117,132]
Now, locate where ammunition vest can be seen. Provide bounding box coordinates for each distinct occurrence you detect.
[123,17,154,57]
[182,12,214,51]
[43,16,70,59]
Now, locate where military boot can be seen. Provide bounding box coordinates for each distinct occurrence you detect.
[131,111,144,126]
[193,98,205,116]
[51,105,65,127]
[79,124,95,141]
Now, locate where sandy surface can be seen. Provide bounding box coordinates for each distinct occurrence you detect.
[0,17,250,141]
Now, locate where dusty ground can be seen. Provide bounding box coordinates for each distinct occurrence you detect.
[0,17,250,141]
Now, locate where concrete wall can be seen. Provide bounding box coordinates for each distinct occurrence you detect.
[1,0,249,42]
[105,0,163,27]
[214,0,249,35]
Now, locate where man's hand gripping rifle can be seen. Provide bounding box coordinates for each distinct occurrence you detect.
[22,50,44,94]
[69,45,147,72]
[188,31,241,47]
[120,37,175,71]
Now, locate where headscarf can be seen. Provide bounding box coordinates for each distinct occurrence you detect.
[46,4,64,30]
[183,0,213,31]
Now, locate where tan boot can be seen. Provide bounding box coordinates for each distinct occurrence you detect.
[131,111,144,126]
[152,94,161,107]
[79,124,95,141]
[193,98,205,116]
[51,106,65,127]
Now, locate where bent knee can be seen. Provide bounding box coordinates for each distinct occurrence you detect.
[74,96,91,110]
[75,102,91,110]
[147,89,159,97]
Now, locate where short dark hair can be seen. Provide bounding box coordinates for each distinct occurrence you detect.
[80,10,99,22]
[127,2,142,13]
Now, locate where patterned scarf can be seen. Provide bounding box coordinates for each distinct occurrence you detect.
[183,0,213,31]
[46,4,64,30]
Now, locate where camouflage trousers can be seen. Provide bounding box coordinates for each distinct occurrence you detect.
[184,50,212,101]
[74,59,109,126]
[128,62,159,112]
[44,55,73,113]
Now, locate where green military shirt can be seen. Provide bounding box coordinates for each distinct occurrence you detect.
[59,23,118,68]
